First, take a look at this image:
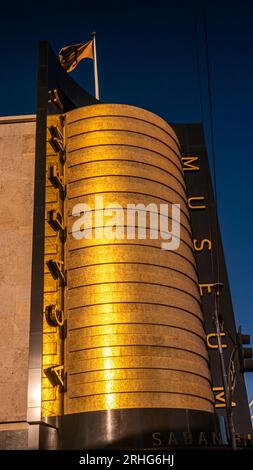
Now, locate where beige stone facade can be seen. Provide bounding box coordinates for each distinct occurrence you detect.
[0,115,36,448]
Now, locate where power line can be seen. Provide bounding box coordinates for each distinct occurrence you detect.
[192,0,204,124]
[193,0,237,449]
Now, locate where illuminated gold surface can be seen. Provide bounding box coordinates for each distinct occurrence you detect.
[68,345,208,365]
[64,104,214,414]
[68,245,197,280]
[42,115,65,417]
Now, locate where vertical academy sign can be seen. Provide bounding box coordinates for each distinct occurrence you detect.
[173,123,252,438]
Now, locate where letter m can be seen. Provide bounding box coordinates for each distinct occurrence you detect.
[182,156,200,172]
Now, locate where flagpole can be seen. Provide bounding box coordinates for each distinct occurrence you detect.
[92,32,100,100]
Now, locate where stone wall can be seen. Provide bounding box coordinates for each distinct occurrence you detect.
[0,115,36,449]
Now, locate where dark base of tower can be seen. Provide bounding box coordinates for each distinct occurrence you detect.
[47,408,226,450]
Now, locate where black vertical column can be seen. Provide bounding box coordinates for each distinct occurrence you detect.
[173,123,252,435]
[27,41,99,449]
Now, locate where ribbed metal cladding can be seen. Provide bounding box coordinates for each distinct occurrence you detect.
[64,103,214,415]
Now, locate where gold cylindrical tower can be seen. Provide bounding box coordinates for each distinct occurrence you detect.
[64,104,213,417]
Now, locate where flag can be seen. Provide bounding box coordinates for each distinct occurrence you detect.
[59,40,94,72]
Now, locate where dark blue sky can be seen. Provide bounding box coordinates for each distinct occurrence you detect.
[1,0,252,404]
